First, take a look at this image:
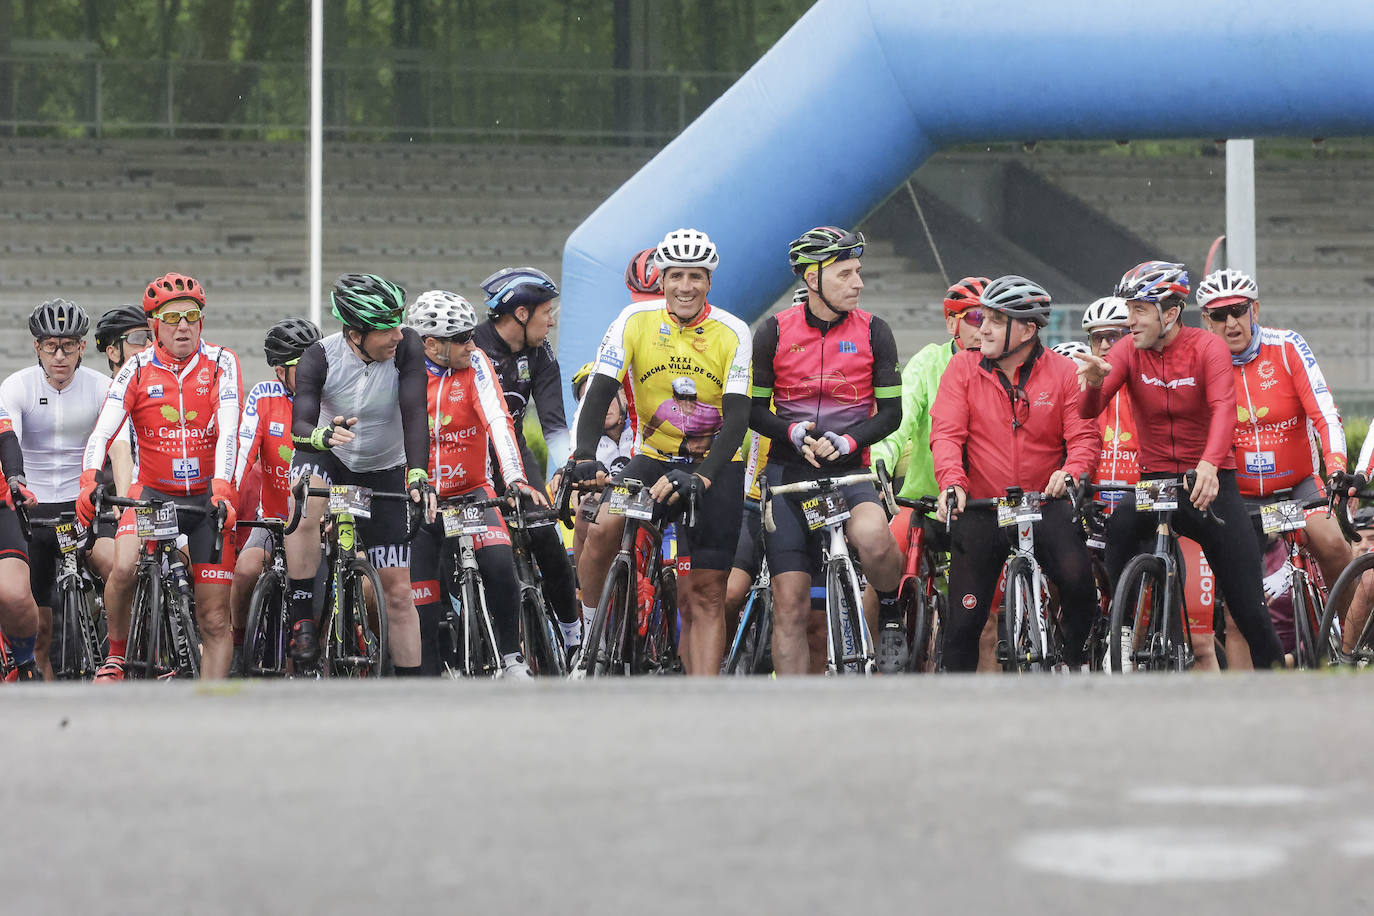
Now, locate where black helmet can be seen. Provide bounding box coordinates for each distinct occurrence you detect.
[94,305,148,351]
[480,266,559,319]
[29,298,90,339]
[264,317,322,367]
[979,275,1053,327]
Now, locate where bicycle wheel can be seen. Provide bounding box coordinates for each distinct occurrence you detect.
[243,568,287,677]
[638,565,679,674]
[1109,555,1170,673]
[50,583,90,679]
[126,566,162,680]
[458,572,501,678]
[905,581,936,674]
[1001,556,1043,673]
[1316,550,1374,668]
[520,587,563,676]
[578,557,634,678]
[327,559,390,677]
[1289,566,1324,670]
[826,556,866,675]
[168,589,201,678]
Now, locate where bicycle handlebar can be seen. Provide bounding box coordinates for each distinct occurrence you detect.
[101,493,225,565]
[283,475,420,541]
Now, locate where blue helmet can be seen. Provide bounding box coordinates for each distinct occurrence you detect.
[479,266,559,319]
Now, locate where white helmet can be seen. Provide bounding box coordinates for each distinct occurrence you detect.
[654,228,719,273]
[407,290,477,338]
[1196,268,1259,308]
[1081,296,1130,331]
[1051,340,1092,362]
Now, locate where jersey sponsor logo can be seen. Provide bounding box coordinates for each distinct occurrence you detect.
[1292,336,1317,368]
[38,397,47,405]
[1244,450,1277,474]
[220,387,236,402]
[269,421,285,437]
[149,424,212,440]
[961,593,977,609]
[412,580,440,603]
[172,457,202,480]
[448,385,465,402]
[1139,373,1196,389]
[789,344,805,353]
[147,384,163,399]
[276,444,293,463]
[436,423,482,444]
[1033,391,1053,407]
[728,363,749,384]
[196,366,212,386]
[1256,360,1275,381]
[197,567,234,582]
[837,340,857,354]
[517,357,530,381]
[659,323,671,336]
[196,386,210,397]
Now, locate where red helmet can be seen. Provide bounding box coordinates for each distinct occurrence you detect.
[625,248,661,297]
[943,276,990,317]
[144,272,205,315]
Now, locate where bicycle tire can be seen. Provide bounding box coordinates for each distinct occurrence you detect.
[905,580,935,674]
[1289,568,1322,670]
[126,566,162,680]
[170,590,201,678]
[521,587,562,676]
[1109,554,1169,673]
[242,568,287,677]
[639,565,679,674]
[51,582,90,679]
[1315,550,1374,668]
[327,559,390,677]
[1001,556,1041,673]
[458,571,500,678]
[723,590,758,675]
[579,557,633,677]
[826,556,866,675]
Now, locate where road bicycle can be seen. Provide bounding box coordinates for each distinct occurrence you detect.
[1246,490,1332,669]
[239,518,290,677]
[495,495,568,676]
[1314,478,1374,667]
[723,541,773,676]
[103,493,223,680]
[20,508,104,680]
[286,479,415,677]
[892,495,946,673]
[762,469,895,676]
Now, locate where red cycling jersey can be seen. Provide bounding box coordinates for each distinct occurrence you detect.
[1079,326,1236,473]
[425,349,526,499]
[1094,390,1141,487]
[931,344,1100,499]
[83,342,242,495]
[234,379,294,520]
[1229,327,1345,496]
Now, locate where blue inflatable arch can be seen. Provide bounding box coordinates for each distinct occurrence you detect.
[560,0,1374,415]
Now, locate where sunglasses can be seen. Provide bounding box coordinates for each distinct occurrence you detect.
[38,340,82,356]
[1203,302,1251,323]
[1090,328,1128,346]
[447,330,474,345]
[156,307,203,325]
[954,308,984,327]
[120,330,152,347]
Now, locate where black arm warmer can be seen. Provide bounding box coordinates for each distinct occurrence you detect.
[748,315,792,441]
[698,392,751,483]
[0,430,23,480]
[574,373,619,460]
[396,329,432,474]
[289,341,328,449]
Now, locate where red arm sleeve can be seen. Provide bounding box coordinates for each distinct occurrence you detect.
[1201,335,1238,467]
[930,355,971,492]
[1061,364,1102,480]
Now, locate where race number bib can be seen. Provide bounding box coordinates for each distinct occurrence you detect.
[1260,500,1306,535]
[328,485,372,519]
[802,491,850,531]
[1135,481,1177,512]
[134,503,179,540]
[996,493,1042,528]
[607,483,655,520]
[55,522,81,554]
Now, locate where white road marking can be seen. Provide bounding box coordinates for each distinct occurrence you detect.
[1014,828,1287,883]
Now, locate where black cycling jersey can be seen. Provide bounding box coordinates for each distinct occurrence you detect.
[473,321,569,461]
[290,328,430,476]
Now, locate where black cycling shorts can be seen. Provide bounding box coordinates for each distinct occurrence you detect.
[762,463,881,576]
[27,500,78,607]
[0,504,29,567]
[290,451,412,563]
[609,455,744,572]
[731,499,763,579]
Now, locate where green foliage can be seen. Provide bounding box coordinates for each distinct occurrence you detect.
[1347,416,1369,473]
[524,410,548,472]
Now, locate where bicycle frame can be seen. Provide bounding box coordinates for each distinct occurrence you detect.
[438,493,505,678]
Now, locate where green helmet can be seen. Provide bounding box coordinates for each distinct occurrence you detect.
[787,226,865,275]
[330,273,407,330]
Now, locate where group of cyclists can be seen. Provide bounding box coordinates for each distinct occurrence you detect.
[0,220,1368,681]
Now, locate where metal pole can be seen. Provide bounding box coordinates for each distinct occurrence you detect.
[309,0,323,326]
[1225,138,1257,280]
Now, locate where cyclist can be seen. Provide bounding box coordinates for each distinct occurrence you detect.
[568,361,633,569]
[1080,296,1139,502]
[1352,508,1374,556]
[931,275,1100,672]
[749,225,903,675]
[94,304,151,375]
[407,291,546,677]
[474,267,584,661]
[0,401,41,682]
[1,300,122,679]
[1050,341,1092,361]
[1197,268,1350,589]
[286,273,434,675]
[229,317,320,670]
[77,272,243,681]
[1077,260,1285,669]
[868,276,987,669]
[569,227,751,676]
[624,247,663,302]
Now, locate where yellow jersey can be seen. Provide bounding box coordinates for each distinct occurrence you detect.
[591,300,751,464]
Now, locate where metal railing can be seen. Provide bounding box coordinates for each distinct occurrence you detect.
[0,55,741,143]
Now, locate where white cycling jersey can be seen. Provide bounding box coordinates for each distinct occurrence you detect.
[0,365,129,502]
